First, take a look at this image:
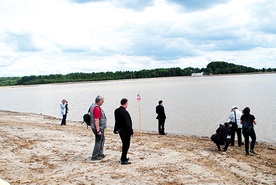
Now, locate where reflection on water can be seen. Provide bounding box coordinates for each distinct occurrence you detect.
[1,73,276,144]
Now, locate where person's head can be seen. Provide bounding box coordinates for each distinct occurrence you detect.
[95,95,104,106]
[62,99,67,104]
[121,98,128,108]
[224,122,229,127]
[243,107,250,115]
[158,100,163,105]
[231,106,237,111]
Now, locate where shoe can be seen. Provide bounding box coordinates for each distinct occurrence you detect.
[223,148,227,152]
[121,161,131,165]
[91,156,103,160]
[250,150,257,155]
[98,154,106,158]
[246,151,249,155]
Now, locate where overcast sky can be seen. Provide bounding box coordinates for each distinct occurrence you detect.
[0,0,275,77]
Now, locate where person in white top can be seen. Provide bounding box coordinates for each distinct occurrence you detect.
[60,99,69,126]
[228,106,242,147]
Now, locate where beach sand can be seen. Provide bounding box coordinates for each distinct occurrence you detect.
[0,110,275,185]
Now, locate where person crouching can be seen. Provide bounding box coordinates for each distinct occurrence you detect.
[215,122,231,152]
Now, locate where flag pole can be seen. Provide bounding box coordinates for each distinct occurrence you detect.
[137,92,142,144]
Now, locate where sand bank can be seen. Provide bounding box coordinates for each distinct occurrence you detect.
[0,110,275,185]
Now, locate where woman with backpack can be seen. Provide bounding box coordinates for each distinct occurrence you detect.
[240,107,257,155]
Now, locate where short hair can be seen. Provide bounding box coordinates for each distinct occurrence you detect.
[95,95,104,103]
[158,100,163,105]
[121,98,128,105]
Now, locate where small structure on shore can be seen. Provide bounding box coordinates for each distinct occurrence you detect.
[191,72,204,77]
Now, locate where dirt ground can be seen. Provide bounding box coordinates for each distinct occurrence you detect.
[0,110,275,185]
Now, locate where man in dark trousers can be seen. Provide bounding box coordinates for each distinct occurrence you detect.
[156,100,166,135]
[114,98,133,165]
[215,122,231,152]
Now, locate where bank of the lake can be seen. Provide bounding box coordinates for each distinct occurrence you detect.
[0,110,275,185]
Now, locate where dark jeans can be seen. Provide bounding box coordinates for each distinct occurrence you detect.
[61,114,67,125]
[92,129,105,158]
[119,132,131,162]
[243,128,256,152]
[231,127,242,146]
[158,118,165,134]
[216,138,231,151]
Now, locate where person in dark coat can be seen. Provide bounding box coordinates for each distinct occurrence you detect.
[114,98,133,165]
[240,107,257,155]
[215,122,231,152]
[156,100,166,135]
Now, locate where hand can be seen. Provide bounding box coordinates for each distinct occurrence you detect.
[97,130,102,136]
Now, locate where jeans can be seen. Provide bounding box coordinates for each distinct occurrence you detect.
[231,127,242,146]
[243,128,256,152]
[61,114,67,125]
[92,129,105,158]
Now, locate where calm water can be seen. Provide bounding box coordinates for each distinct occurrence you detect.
[1,74,276,144]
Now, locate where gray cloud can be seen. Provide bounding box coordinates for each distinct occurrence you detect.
[167,0,230,11]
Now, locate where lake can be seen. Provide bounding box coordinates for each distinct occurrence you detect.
[1,73,275,144]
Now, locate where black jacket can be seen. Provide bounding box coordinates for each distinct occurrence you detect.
[114,106,133,135]
[216,125,230,143]
[156,105,166,119]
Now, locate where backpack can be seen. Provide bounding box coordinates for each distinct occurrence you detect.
[83,114,91,128]
[242,115,252,132]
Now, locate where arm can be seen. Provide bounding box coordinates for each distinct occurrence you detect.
[93,106,102,135]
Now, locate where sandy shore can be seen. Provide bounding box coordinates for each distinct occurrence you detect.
[0,110,275,185]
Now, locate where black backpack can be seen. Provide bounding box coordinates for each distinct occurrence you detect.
[83,114,91,128]
[242,115,252,132]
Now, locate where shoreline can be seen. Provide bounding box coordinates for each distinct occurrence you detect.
[0,110,275,184]
[1,72,275,88]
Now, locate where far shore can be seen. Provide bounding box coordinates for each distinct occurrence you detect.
[1,72,275,88]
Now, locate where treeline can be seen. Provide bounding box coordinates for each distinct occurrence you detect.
[0,61,275,86]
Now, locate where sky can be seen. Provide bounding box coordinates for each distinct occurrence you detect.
[0,0,276,77]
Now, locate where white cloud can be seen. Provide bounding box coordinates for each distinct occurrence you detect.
[0,0,275,77]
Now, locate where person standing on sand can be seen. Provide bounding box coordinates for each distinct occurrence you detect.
[114,98,133,165]
[89,95,107,160]
[228,106,243,147]
[240,107,257,155]
[156,100,166,135]
[60,99,68,126]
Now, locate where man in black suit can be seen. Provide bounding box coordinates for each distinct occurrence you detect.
[156,100,166,135]
[114,98,133,165]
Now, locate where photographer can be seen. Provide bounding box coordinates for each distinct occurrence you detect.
[228,106,242,146]
[215,122,231,152]
[60,99,69,126]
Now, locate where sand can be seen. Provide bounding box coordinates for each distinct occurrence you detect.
[0,110,275,185]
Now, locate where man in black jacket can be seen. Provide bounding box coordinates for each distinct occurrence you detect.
[156,100,166,135]
[114,98,133,165]
[215,122,231,152]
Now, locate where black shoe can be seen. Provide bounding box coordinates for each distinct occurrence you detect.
[246,151,249,155]
[121,161,131,165]
[91,156,103,160]
[250,150,257,155]
[98,154,106,158]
